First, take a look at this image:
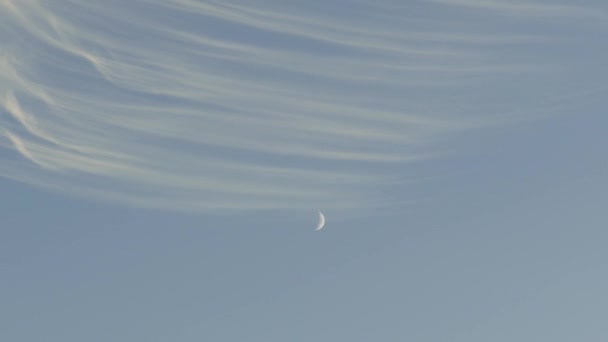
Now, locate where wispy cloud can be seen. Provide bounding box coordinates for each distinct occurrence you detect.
[0,0,603,212]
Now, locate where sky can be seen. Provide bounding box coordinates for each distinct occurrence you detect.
[1,0,607,341]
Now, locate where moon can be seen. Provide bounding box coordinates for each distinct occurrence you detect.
[315,211,326,231]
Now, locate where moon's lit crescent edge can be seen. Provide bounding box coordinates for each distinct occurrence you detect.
[316,211,325,230]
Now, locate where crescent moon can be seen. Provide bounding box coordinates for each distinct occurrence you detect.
[315,211,326,231]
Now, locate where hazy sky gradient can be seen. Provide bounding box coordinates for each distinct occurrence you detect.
[1,1,607,341]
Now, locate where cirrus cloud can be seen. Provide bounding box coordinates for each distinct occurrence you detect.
[0,0,604,212]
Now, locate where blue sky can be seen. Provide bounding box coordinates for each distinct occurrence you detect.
[1,0,607,341]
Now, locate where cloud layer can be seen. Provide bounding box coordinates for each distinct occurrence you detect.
[0,0,605,212]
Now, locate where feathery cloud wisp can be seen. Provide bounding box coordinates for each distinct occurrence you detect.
[0,0,604,212]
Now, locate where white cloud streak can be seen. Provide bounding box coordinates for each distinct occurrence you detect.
[0,0,603,212]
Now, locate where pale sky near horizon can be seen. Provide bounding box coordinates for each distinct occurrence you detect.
[1,1,607,341]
